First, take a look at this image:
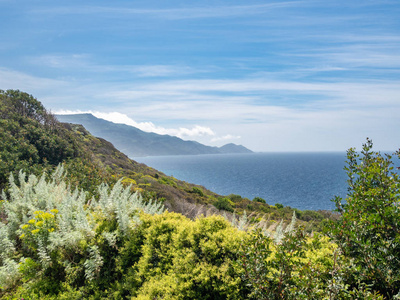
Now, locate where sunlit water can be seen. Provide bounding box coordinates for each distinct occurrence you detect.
[134,152,399,211]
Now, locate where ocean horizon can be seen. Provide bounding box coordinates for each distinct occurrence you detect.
[134,152,353,211]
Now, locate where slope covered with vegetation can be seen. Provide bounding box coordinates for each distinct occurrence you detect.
[0,90,334,230]
[1,90,399,299]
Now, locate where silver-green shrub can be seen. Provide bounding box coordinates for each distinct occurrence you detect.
[0,165,164,290]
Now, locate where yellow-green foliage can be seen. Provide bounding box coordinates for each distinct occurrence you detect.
[239,228,339,299]
[19,209,58,251]
[303,234,337,270]
[121,177,137,186]
[122,212,248,299]
[158,176,178,187]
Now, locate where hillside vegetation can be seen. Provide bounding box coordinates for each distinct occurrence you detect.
[0,90,334,231]
[1,90,399,299]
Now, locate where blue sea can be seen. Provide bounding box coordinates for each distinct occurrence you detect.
[135,152,400,211]
[135,152,353,211]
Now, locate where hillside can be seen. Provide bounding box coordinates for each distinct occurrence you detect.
[1,90,399,299]
[0,90,333,228]
[56,113,253,157]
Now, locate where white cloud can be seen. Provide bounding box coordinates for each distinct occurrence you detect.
[55,110,216,139]
[211,134,241,142]
[174,125,215,138]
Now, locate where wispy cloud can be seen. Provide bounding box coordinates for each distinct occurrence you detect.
[29,55,200,78]
[32,2,305,20]
[31,54,90,69]
[2,0,400,151]
[294,44,400,69]
[2,65,400,150]
[0,67,69,92]
[105,77,400,105]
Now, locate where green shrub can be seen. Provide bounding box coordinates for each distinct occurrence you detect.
[227,194,243,202]
[329,138,400,299]
[191,186,204,197]
[158,176,177,187]
[239,227,337,299]
[118,213,249,299]
[253,196,266,204]
[213,197,234,212]
[298,210,324,222]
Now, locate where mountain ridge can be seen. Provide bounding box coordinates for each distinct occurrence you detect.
[56,113,253,157]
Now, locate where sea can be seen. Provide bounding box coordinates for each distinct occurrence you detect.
[134,152,399,211]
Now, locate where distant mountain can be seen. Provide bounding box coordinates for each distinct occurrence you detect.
[218,143,253,154]
[56,114,252,157]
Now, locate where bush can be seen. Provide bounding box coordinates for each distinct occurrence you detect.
[238,227,338,299]
[253,197,266,204]
[191,186,204,197]
[227,194,243,202]
[0,166,164,297]
[123,213,248,299]
[329,138,400,299]
[213,197,234,212]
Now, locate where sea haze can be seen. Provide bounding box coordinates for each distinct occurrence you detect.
[135,152,351,211]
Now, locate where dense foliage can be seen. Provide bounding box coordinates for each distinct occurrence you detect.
[0,168,246,298]
[0,167,165,298]
[239,228,338,299]
[1,90,399,298]
[1,147,397,299]
[0,90,79,191]
[330,138,400,298]
[0,167,339,299]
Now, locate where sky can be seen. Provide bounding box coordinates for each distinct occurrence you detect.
[0,0,399,152]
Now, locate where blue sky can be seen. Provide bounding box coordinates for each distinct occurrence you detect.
[1,1,399,152]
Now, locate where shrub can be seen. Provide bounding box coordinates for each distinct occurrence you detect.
[0,165,164,296]
[191,186,204,197]
[227,194,243,202]
[213,197,234,212]
[253,197,266,204]
[329,138,400,299]
[239,227,337,299]
[124,213,248,299]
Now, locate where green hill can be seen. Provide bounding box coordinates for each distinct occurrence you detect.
[56,113,252,157]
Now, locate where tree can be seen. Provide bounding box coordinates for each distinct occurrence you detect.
[330,138,400,298]
[0,90,79,190]
[253,197,266,204]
